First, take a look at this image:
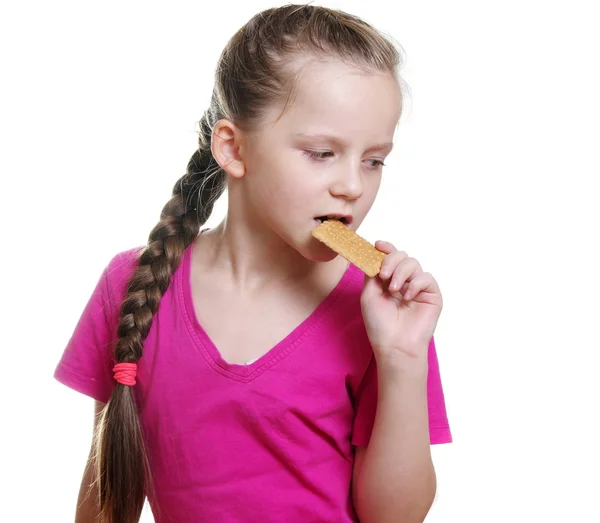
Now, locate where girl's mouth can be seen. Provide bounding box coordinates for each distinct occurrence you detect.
[314,215,351,225]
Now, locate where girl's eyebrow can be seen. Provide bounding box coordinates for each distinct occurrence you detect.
[294,132,394,152]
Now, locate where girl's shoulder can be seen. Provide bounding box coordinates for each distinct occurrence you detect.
[100,245,145,301]
[101,242,194,307]
[105,245,144,276]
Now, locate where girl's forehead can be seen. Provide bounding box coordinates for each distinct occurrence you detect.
[250,59,401,142]
[278,64,401,135]
[296,59,396,99]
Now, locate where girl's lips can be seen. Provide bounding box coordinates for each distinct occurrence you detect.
[314,215,353,225]
[313,218,351,228]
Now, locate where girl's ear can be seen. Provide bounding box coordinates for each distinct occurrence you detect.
[211,118,247,179]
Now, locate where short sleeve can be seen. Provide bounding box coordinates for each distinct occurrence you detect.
[351,336,452,447]
[53,248,140,403]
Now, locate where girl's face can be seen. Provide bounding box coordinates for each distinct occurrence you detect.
[236,59,402,263]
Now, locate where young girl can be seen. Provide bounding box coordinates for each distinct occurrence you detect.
[54,4,452,523]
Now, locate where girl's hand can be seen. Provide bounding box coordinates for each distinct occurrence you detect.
[360,241,443,361]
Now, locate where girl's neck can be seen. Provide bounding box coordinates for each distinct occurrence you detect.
[192,221,348,296]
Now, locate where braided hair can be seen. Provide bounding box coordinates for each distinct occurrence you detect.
[94,106,226,522]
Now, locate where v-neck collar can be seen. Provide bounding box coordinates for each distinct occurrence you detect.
[177,232,359,382]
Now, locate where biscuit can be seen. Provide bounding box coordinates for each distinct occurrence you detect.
[311,219,386,277]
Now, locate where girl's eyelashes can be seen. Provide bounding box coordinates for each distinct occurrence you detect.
[302,150,386,168]
[304,150,334,160]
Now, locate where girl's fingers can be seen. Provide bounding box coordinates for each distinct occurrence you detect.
[375,240,395,251]
[373,240,431,301]
[404,272,437,300]
[388,268,412,294]
[388,259,423,298]
[374,241,400,259]
[378,249,409,279]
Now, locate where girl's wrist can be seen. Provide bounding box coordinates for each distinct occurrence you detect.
[374,349,428,382]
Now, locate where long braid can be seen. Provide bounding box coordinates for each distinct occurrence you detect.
[94,109,226,523]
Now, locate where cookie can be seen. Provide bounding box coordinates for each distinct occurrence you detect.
[311,219,386,277]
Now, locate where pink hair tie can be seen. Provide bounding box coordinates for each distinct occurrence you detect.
[113,362,137,386]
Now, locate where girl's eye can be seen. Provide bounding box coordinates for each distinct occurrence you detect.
[303,150,386,169]
[303,150,333,160]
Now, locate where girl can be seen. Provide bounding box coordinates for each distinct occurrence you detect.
[55,4,452,523]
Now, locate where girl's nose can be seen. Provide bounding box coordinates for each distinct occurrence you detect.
[329,162,363,200]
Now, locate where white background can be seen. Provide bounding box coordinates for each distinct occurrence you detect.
[1,0,598,521]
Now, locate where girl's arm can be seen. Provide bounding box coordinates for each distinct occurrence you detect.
[352,357,436,523]
[74,400,105,523]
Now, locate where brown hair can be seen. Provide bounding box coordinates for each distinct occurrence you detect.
[93,4,407,522]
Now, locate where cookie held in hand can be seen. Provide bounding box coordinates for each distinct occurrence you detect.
[311,219,386,277]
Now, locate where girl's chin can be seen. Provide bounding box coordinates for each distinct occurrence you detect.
[306,241,340,263]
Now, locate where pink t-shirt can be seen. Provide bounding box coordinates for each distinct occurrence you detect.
[54,238,452,523]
